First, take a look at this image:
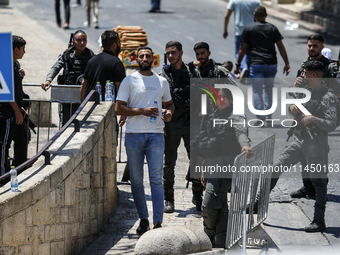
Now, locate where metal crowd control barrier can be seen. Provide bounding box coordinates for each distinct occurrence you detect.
[226,134,275,250]
[51,84,81,128]
[22,84,81,153]
[0,89,99,182]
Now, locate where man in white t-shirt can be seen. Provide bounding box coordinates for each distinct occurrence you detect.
[115,47,174,235]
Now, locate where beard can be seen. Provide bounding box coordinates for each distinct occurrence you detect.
[200,57,209,66]
[309,52,318,58]
[115,46,121,56]
[138,61,153,71]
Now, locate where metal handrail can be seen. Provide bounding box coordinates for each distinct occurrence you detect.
[22,83,80,88]
[0,90,99,181]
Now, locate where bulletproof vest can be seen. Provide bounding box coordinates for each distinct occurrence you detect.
[296,85,330,137]
[162,63,197,123]
[200,59,227,78]
[202,106,242,155]
[62,47,94,85]
[306,86,329,118]
[163,65,191,100]
[298,56,333,78]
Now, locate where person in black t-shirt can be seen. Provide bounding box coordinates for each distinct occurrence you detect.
[0,35,26,179]
[234,6,290,125]
[81,30,126,102]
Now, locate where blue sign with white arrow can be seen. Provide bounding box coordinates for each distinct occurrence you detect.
[0,32,14,102]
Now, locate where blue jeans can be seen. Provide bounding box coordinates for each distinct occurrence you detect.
[125,133,165,223]
[249,64,277,119]
[151,0,160,10]
[235,35,249,71]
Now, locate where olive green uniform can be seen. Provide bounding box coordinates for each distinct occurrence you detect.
[297,55,340,95]
[196,107,250,247]
[271,85,337,225]
[296,56,339,195]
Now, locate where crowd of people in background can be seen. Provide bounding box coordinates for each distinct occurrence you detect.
[54,0,165,29]
[54,0,100,29]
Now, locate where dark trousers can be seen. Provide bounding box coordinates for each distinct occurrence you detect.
[60,103,80,126]
[163,119,190,202]
[268,138,328,223]
[55,0,70,23]
[151,0,161,9]
[300,158,316,193]
[0,118,17,177]
[13,120,29,167]
[202,178,231,248]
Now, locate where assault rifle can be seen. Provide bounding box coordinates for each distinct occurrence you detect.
[329,49,340,77]
[68,33,74,49]
[286,86,318,141]
[186,114,208,186]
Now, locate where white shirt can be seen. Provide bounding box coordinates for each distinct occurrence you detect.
[117,71,172,133]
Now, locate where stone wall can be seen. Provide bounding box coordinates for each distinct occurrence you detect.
[0,101,118,255]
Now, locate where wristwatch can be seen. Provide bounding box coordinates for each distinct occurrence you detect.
[235,63,240,67]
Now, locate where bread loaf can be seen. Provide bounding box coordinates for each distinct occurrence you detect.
[116,26,142,31]
[113,26,148,50]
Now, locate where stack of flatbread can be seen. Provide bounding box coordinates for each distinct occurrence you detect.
[114,26,148,52]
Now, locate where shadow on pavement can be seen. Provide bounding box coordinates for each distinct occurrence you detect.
[323,227,340,238]
[327,194,340,203]
[263,222,305,232]
[174,208,202,218]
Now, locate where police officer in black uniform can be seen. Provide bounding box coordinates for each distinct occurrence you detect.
[41,30,94,125]
[159,41,200,213]
[191,42,232,79]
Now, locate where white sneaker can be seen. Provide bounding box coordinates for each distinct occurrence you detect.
[240,68,249,84]
[83,21,90,27]
[94,22,99,29]
[71,3,81,8]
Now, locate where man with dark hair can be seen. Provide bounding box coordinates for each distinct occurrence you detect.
[13,59,31,170]
[223,61,237,80]
[235,6,290,126]
[295,34,339,94]
[192,42,231,79]
[115,46,174,234]
[81,30,126,102]
[0,35,26,180]
[257,60,337,232]
[291,34,340,199]
[159,41,200,213]
[42,30,94,125]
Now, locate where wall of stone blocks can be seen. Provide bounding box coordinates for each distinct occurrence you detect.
[0,101,118,255]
